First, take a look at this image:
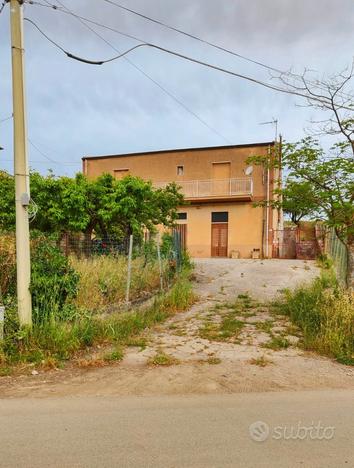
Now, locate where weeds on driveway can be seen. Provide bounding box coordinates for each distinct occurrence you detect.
[148,350,180,366]
[249,355,274,367]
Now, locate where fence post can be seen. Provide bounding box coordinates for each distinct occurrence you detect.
[0,306,4,341]
[125,235,133,305]
[157,233,164,291]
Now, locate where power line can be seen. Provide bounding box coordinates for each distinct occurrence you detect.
[28,138,81,165]
[0,112,80,166]
[101,0,288,76]
[0,158,80,165]
[100,0,354,102]
[24,17,353,111]
[0,114,13,123]
[52,0,231,144]
[0,1,6,15]
[30,0,352,101]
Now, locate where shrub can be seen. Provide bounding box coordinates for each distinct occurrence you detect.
[0,234,16,298]
[30,240,79,324]
[0,270,195,367]
[277,272,354,365]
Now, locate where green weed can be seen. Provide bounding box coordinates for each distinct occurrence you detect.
[0,271,194,370]
[277,271,354,365]
[148,351,179,366]
[249,355,273,367]
[262,336,290,350]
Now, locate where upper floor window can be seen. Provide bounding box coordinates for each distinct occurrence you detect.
[177,165,184,176]
[178,212,187,220]
[114,169,129,180]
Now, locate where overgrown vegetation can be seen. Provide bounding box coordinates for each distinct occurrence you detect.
[0,168,189,374]
[70,255,164,310]
[275,270,354,365]
[0,270,195,372]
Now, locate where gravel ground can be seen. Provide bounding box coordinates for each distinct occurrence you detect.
[1,258,354,398]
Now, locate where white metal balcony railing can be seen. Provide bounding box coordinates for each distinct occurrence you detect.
[155,178,253,199]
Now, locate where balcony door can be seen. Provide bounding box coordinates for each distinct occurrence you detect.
[211,212,228,257]
[212,162,230,196]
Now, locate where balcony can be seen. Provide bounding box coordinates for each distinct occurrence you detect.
[155,177,253,201]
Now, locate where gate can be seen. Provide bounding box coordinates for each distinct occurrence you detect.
[272,225,319,260]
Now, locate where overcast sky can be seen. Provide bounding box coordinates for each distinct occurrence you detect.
[0,0,353,176]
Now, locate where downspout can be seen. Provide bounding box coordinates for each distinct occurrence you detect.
[278,135,283,230]
[265,146,271,258]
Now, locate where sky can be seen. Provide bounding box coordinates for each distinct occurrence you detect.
[0,0,353,176]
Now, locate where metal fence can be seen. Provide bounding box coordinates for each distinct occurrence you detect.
[0,231,185,306]
[325,228,348,286]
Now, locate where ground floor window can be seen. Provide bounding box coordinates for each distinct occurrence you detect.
[211,212,228,223]
[211,212,228,257]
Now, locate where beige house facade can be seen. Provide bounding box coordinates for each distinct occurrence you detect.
[83,142,282,258]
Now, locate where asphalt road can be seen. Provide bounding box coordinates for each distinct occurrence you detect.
[0,390,353,468]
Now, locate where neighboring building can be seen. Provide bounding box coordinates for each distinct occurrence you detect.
[82,142,282,258]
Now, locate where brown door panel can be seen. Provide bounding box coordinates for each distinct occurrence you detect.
[211,223,228,257]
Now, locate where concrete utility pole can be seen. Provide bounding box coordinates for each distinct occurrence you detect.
[9,0,32,326]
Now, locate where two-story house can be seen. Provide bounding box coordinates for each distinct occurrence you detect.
[82,141,282,258]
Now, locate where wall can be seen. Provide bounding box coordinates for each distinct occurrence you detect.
[84,142,280,258]
[83,143,276,202]
[176,203,263,258]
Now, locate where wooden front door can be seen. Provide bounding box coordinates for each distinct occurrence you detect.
[211,223,228,257]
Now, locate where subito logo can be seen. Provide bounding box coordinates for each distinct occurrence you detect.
[249,421,270,442]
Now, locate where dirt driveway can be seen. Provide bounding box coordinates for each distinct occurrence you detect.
[1,259,354,398]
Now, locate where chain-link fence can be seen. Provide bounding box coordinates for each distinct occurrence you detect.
[0,231,185,310]
[325,228,348,286]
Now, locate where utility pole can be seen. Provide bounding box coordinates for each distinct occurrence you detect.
[9,0,32,326]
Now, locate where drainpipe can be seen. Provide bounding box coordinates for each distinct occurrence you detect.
[265,146,271,258]
[277,135,284,231]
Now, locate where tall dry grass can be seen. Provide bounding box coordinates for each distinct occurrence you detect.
[70,255,164,310]
[0,234,16,298]
[278,271,354,365]
[1,270,195,369]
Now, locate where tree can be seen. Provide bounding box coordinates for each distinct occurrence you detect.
[0,171,184,245]
[250,138,354,288]
[275,63,354,158]
[280,180,318,225]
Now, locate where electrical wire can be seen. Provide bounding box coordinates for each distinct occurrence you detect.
[29,0,352,100]
[0,114,13,124]
[101,0,354,102]
[0,158,80,165]
[101,0,289,76]
[52,0,231,144]
[0,1,6,15]
[24,17,353,111]
[28,139,81,165]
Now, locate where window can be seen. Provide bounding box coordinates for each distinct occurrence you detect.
[178,212,187,220]
[177,165,184,176]
[114,169,129,179]
[211,212,228,223]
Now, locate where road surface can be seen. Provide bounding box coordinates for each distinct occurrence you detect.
[0,390,353,467]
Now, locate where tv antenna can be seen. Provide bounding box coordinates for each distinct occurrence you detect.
[259,118,278,142]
